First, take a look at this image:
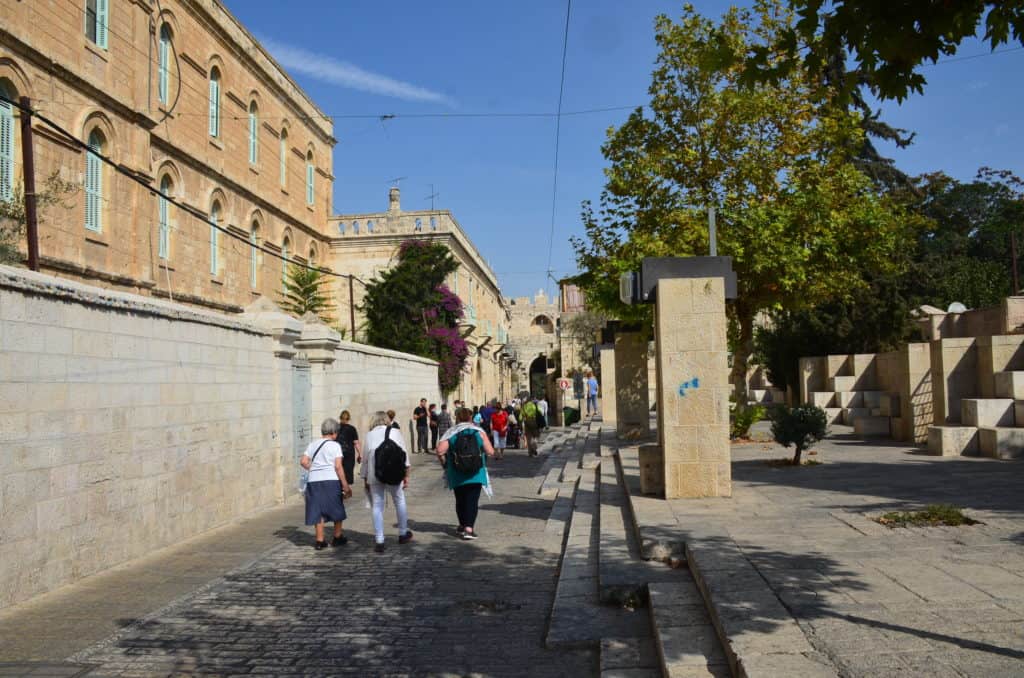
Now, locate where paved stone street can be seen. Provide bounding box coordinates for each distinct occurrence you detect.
[627,427,1024,677]
[2,449,594,677]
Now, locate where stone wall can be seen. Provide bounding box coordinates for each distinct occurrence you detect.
[0,265,438,610]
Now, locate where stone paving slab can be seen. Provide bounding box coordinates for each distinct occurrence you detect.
[623,433,1024,678]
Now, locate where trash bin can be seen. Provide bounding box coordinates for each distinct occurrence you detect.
[563,406,581,426]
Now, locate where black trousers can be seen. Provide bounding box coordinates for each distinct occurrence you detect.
[454,483,483,528]
[430,427,438,449]
[417,426,428,453]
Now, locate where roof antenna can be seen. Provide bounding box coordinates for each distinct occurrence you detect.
[424,183,440,210]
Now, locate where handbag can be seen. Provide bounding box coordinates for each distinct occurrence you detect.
[298,440,330,495]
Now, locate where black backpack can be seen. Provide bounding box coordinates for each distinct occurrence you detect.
[450,429,483,474]
[374,427,407,485]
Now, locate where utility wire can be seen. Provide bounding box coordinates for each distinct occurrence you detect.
[3,95,367,286]
[545,0,572,299]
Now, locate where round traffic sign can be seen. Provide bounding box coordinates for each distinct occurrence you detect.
[558,378,571,391]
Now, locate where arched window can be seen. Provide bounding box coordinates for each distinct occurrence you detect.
[366,220,374,233]
[208,67,221,138]
[85,0,109,49]
[0,81,15,202]
[530,315,554,335]
[85,129,105,232]
[352,221,359,234]
[305,150,314,205]
[414,218,422,231]
[158,175,172,259]
[279,128,287,187]
[281,237,291,292]
[158,24,172,104]
[249,223,259,289]
[209,200,221,275]
[337,221,345,235]
[248,101,258,164]
[309,245,317,266]
[430,216,438,230]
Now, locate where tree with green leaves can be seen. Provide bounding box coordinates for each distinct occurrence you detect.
[278,264,335,324]
[739,0,1024,102]
[0,170,79,264]
[360,240,469,395]
[571,1,916,403]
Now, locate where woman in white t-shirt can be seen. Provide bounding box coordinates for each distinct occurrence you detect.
[361,410,413,553]
[301,418,353,550]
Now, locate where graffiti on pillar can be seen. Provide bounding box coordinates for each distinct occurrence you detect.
[677,377,700,397]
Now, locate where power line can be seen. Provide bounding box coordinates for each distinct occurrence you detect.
[545,0,572,300]
[922,45,1024,68]
[3,94,367,287]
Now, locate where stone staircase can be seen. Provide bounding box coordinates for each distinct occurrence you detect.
[928,370,1024,458]
[539,419,728,677]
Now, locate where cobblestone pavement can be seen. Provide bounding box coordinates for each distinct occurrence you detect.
[67,449,594,677]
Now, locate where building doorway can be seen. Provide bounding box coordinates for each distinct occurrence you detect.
[529,354,547,399]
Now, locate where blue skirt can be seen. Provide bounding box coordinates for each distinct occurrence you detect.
[304,479,347,525]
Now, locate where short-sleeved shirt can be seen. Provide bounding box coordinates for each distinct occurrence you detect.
[587,377,599,395]
[414,406,428,427]
[337,423,359,454]
[444,428,488,488]
[304,438,342,483]
[429,410,439,428]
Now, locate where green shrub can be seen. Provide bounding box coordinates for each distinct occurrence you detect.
[771,405,828,465]
[731,403,766,439]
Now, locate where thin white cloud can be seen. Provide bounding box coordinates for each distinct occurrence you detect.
[262,38,452,106]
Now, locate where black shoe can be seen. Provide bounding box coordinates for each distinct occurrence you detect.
[314,540,328,550]
[462,530,478,541]
[399,530,414,545]
[374,542,386,553]
[331,536,348,547]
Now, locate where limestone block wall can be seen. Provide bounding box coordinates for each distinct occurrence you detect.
[799,356,827,405]
[976,335,1024,398]
[930,338,978,424]
[0,265,443,610]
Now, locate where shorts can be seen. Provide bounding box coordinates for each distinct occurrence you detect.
[492,430,507,448]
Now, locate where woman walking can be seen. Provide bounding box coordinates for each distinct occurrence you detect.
[337,409,362,486]
[301,418,353,550]
[437,408,495,540]
[362,411,414,553]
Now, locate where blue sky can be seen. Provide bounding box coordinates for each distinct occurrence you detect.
[225,1,1024,299]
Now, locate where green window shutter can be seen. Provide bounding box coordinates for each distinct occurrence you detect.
[306,160,314,204]
[158,178,170,259]
[85,135,102,232]
[209,205,219,275]
[248,106,257,164]
[279,133,287,186]
[208,75,219,137]
[250,230,258,289]
[96,0,108,49]
[158,28,169,104]
[0,97,13,202]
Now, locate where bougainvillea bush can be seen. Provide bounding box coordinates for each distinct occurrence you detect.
[360,240,468,394]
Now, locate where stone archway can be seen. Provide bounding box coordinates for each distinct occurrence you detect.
[529,354,548,399]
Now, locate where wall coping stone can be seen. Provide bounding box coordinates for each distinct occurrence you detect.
[0,265,267,336]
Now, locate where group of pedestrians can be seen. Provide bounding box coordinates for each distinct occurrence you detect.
[301,396,548,552]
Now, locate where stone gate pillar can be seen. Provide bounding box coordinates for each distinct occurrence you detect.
[615,332,649,438]
[599,344,617,425]
[655,277,731,498]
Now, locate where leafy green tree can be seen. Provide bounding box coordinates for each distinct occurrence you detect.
[360,241,468,394]
[0,170,79,264]
[739,0,1024,102]
[771,405,827,465]
[571,1,915,403]
[278,264,335,324]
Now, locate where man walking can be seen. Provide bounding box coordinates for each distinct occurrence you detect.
[429,403,439,451]
[585,371,599,416]
[413,398,428,453]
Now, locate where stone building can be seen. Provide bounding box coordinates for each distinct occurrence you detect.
[506,289,560,398]
[329,188,512,404]
[0,0,335,313]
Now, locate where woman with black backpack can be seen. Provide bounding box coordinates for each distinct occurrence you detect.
[362,411,413,553]
[436,407,495,540]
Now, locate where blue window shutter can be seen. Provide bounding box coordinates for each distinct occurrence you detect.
[158,28,169,104]
[96,0,108,49]
[208,75,219,137]
[0,98,13,202]
[306,160,313,204]
[248,106,257,164]
[158,178,170,259]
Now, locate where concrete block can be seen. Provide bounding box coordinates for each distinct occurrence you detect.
[638,444,664,496]
[862,391,885,408]
[879,393,901,417]
[978,427,1024,460]
[854,416,890,437]
[830,375,856,392]
[926,425,979,456]
[961,398,1015,427]
[994,371,1024,399]
[842,408,870,425]
[810,392,835,408]
[823,408,843,426]
[836,392,863,408]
